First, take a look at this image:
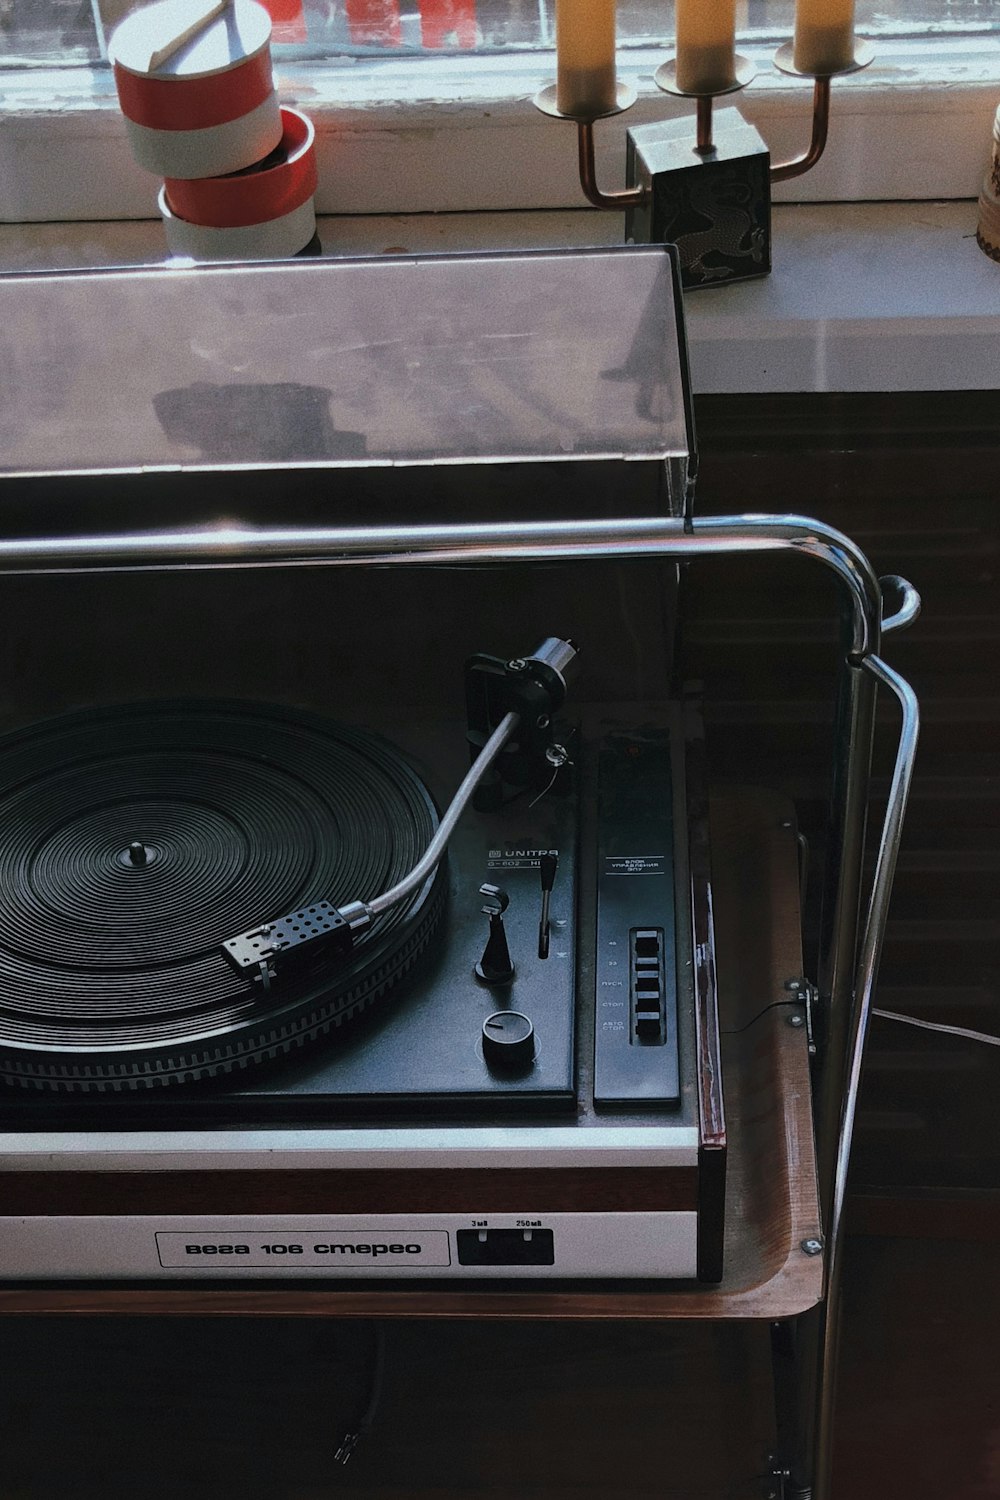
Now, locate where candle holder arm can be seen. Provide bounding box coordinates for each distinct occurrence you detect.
[770,78,831,183]
[577,121,646,211]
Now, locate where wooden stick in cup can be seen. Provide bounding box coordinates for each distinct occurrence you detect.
[142,0,232,73]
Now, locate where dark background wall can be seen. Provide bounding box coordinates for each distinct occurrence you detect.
[686,391,1000,1208]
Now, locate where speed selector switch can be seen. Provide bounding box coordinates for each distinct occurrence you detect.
[474,883,515,985]
[482,1010,535,1070]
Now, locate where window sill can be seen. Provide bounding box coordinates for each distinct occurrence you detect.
[1,40,999,219]
[0,200,996,395]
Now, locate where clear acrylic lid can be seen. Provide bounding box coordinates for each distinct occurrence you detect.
[0,245,693,479]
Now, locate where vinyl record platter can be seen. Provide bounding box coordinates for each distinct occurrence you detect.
[0,699,448,1096]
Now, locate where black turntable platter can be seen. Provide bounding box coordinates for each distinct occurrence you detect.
[0,701,445,1092]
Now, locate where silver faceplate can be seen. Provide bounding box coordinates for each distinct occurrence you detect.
[0,1212,699,1280]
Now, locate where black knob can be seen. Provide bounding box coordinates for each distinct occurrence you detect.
[482,1011,534,1070]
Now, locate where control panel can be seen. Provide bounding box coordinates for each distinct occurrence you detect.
[593,730,681,1108]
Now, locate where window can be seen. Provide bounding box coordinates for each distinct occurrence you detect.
[2,0,999,66]
[0,1,997,220]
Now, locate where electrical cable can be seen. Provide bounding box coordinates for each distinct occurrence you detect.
[720,998,800,1036]
[720,1002,1000,1050]
[333,1322,386,1466]
[873,1008,1000,1049]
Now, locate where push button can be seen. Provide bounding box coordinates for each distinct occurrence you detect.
[634,930,660,958]
[630,927,665,1043]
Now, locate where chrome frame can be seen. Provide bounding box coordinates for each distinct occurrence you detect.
[0,509,919,1500]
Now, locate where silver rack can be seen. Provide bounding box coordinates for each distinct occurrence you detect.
[0,248,918,1500]
[0,509,919,1499]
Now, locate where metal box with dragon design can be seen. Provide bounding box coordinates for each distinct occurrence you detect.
[625,108,771,290]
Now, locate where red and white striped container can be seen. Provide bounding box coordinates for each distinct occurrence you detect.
[110,0,282,180]
[160,106,318,260]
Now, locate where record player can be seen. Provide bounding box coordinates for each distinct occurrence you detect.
[0,245,730,1283]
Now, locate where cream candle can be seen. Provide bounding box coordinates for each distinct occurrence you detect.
[675,0,737,96]
[793,0,856,74]
[555,0,617,119]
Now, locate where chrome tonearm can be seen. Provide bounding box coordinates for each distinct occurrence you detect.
[221,638,579,988]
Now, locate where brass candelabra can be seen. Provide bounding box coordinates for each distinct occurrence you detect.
[534,39,874,288]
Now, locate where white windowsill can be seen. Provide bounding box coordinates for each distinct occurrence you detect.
[0,200,996,395]
[1,39,1000,219]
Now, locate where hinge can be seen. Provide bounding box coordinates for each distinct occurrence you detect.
[784,976,819,1057]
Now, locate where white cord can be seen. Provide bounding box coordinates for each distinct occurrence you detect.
[873,1008,1000,1049]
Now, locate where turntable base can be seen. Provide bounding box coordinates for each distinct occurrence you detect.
[0,789,821,1318]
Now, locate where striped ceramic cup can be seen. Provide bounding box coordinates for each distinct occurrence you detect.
[110,0,282,180]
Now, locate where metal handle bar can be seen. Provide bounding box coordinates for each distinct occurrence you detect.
[842,654,919,1278]
[813,651,920,1500]
[880,574,921,636]
[0,512,884,657]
